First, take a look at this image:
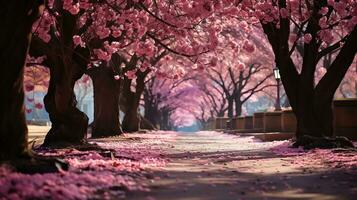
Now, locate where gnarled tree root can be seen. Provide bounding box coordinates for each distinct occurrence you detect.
[1,154,68,174]
[293,135,355,150]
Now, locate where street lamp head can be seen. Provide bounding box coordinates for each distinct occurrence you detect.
[273,67,282,111]
[274,67,281,80]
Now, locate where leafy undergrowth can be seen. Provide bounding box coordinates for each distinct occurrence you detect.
[271,141,357,170]
[0,131,177,200]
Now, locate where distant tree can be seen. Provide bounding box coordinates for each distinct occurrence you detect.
[24,64,50,120]
[204,26,275,118]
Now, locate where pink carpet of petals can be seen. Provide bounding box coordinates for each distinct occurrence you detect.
[0,131,177,200]
[271,141,357,170]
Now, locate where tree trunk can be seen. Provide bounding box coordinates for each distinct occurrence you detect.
[88,66,122,137]
[43,60,88,146]
[294,90,333,138]
[143,89,159,128]
[261,5,357,141]
[234,99,242,117]
[122,71,147,132]
[140,115,157,130]
[227,98,234,118]
[144,106,159,128]
[122,106,140,132]
[36,7,91,146]
[217,111,225,117]
[0,1,42,160]
[160,109,170,130]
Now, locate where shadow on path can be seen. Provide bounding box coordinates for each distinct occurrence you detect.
[127,132,357,200]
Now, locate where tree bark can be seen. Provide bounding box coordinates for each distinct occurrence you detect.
[87,66,122,137]
[144,104,159,128]
[143,89,159,128]
[122,105,140,132]
[234,98,243,117]
[139,115,157,130]
[122,71,148,132]
[227,97,234,118]
[160,109,170,130]
[0,1,43,160]
[43,60,88,146]
[217,111,225,117]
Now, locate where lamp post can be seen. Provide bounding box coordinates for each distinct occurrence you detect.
[274,67,282,111]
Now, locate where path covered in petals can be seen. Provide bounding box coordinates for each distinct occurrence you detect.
[128,131,357,200]
[1,131,357,200]
[0,131,177,200]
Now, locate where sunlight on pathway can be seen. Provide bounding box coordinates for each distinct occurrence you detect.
[1,130,356,200]
[127,131,357,200]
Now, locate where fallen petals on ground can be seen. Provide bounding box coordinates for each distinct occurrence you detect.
[271,141,357,170]
[0,131,177,200]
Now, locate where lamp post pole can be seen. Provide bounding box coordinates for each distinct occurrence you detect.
[274,67,282,111]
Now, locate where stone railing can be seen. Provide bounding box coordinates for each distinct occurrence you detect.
[253,112,265,132]
[212,98,357,140]
[215,117,229,130]
[333,98,357,140]
[281,109,296,132]
[263,111,282,132]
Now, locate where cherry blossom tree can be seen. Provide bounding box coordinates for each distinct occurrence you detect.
[28,0,223,138]
[87,55,122,137]
[203,26,276,118]
[29,2,91,146]
[237,0,357,146]
[119,51,168,132]
[143,69,196,129]
[194,77,228,118]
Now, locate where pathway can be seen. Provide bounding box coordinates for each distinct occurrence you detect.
[127,131,357,200]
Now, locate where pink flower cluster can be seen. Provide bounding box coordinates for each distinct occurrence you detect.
[32,11,53,43]
[125,70,137,80]
[63,0,80,15]
[73,35,85,48]
[134,40,156,58]
[242,40,255,53]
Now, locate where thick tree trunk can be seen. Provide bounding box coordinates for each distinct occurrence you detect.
[122,106,140,132]
[294,91,333,138]
[122,71,147,132]
[0,1,42,160]
[37,7,91,146]
[43,60,88,146]
[234,99,242,117]
[87,67,122,137]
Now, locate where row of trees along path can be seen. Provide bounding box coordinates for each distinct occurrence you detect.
[0,1,356,166]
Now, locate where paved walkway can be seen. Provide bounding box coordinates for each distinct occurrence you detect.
[28,125,49,144]
[127,132,357,200]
